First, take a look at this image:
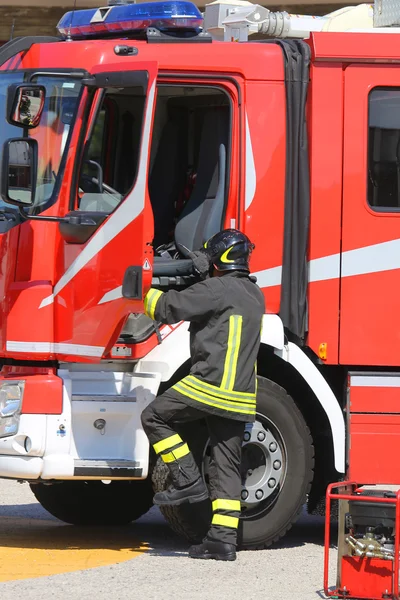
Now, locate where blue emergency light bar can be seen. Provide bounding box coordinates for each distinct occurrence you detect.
[57,1,204,39]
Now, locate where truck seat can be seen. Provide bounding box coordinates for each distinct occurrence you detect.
[153,107,228,279]
[149,109,188,249]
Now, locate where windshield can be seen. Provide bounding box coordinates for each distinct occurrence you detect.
[0,73,82,214]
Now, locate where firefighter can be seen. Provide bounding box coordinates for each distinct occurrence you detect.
[141,229,265,561]
[19,94,33,126]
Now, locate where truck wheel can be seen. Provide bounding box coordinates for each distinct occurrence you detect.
[30,479,154,526]
[152,377,314,549]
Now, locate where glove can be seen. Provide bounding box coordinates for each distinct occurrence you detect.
[189,250,211,280]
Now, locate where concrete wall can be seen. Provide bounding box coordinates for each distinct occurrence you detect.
[0,1,357,41]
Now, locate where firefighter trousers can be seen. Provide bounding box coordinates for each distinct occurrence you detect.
[141,388,245,546]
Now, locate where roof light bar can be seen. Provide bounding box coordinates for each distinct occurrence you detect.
[57,1,203,39]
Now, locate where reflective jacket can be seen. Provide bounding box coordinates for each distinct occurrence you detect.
[144,272,265,422]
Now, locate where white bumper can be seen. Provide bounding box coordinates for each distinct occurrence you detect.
[0,367,160,481]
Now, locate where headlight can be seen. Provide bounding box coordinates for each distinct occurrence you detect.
[0,382,24,438]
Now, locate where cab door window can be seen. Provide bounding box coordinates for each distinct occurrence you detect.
[149,85,231,253]
[77,87,145,213]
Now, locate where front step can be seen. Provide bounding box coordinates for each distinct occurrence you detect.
[74,459,142,478]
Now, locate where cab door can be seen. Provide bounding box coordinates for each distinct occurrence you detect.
[44,63,158,360]
[340,65,400,366]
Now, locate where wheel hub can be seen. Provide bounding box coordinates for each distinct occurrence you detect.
[240,419,285,507]
[202,416,286,512]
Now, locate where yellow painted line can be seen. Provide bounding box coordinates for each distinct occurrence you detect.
[0,516,148,582]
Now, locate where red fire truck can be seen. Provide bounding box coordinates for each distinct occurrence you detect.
[0,0,399,551]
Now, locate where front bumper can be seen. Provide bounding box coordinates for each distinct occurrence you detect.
[0,455,146,481]
[0,367,161,481]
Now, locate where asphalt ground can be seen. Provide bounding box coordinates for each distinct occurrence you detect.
[0,478,335,600]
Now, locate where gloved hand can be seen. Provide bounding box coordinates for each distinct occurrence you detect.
[189,250,211,280]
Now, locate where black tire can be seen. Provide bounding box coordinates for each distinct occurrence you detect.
[30,479,154,526]
[152,459,211,543]
[152,418,211,544]
[152,376,314,549]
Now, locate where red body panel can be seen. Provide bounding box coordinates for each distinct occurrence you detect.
[311,31,400,64]
[3,40,285,82]
[340,65,400,366]
[350,386,400,414]
[0,227,20,352]
[307,63,344,363]
[341,557,393,600]
[1,366,62,414]
[21,373,62,414]
[243,81,286,314]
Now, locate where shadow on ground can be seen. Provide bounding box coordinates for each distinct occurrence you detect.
[0,501,332,556]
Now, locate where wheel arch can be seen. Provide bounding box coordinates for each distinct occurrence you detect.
[259,316,345,479]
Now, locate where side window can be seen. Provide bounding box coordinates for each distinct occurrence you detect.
[80,107,107,198]
[78,88,145,213]
[86,108,106,165]
[368,87,400,210]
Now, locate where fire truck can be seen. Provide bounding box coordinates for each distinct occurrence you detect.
[0,0,399,551]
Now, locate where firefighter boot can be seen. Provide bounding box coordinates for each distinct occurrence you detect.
[153,477,209,506]
[188,539,236,561]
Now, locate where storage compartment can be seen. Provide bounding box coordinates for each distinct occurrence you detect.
[349,373,400,414]
[348,413,400,483]
[347,372,400,483]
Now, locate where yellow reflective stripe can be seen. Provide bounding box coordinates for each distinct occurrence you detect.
[144,288,163,320]
[212,514,239,529]
[221,315,243,391]
[228,316,242,390]
[212,499,241,512]
[185,376,256,403]
[145,288,163,320]
[175,382,256,413]
[143,289,155,316]
[161,443,190,463]
[153,434,183,455]
[173,382,256,415]
[220,247,235,264]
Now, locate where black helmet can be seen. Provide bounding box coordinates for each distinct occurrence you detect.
[204,229,255,274]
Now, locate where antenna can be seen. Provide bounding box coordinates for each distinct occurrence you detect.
[66,0,78,42]
[9,18,15,41]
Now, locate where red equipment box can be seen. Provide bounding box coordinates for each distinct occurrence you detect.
[324,482,400,600]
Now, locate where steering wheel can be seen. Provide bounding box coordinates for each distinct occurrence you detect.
[81,159,119,196]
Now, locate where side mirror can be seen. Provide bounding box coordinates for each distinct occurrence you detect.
[1,138,38,208]
[7,84,46,129]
